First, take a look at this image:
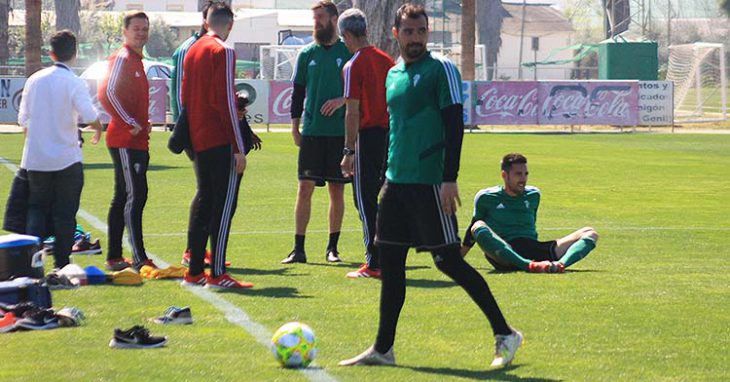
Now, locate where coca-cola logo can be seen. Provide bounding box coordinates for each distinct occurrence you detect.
[542,84,631,120]
[272,86,293,117]
[475,87,538,118]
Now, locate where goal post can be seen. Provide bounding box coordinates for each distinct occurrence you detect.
[667,43,727,122]
[258,45,304,80]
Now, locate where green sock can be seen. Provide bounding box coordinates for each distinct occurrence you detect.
[473,225,531,271]
[559,237,596,267]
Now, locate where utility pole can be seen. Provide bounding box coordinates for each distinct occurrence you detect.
[667,0,671,46]
[517,0,527,79]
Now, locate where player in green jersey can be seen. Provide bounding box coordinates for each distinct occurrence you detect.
[461,153,599,273]
[281,1,353,265]
[339,3,522,369]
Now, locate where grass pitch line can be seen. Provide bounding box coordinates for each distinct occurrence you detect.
[1,156,338,382]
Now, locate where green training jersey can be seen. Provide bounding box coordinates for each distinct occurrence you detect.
[292,40,352,136]
[385,51,463,184]
[472,185,541,241]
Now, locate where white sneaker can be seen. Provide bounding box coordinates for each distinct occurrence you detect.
[338,345,395,366]
[491,328,523,367]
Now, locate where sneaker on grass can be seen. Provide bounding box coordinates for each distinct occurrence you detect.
[326,249,342,263]
[181,271,208,287]
[338,345,395,366]
[346,264,381,279]
[72,237,102,255]
[153,306,193,325]
[205,273,253,289]
[106,258,132,272]
[491,328,523,367]
[109,325,167,349]
[281,250,306,264]
[14,308,59,330]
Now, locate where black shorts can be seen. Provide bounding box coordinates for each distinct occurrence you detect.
[298,135,350,186]
[484,237,557,271]
[375,182,460,251]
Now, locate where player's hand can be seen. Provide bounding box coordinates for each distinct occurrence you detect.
[291,128,302,147]
[237,109,247,120]
[130,123,142,136]
[320,97,345,117]
[90,129,101,145]
[440,182,461,215]
[234,153,246,174]
[251,133,262,151]
[340,155,354,177]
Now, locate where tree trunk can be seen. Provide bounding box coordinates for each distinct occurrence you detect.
[721,0,729,17]
[0,0,9,70]
[477,0,505,80]
[352,0,424,58]
[461,0,475,80]
[55,0,81,34]
[26,0,42,76]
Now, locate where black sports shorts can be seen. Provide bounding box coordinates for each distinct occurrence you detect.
[298,135,350,186]
[484,237,558,271]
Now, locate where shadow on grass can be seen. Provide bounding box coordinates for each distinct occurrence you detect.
[402,364,561,382]
[226,267,292,276]
[215,286,312,298]
[83,163,182,171]
[405,278,457,289]
[303,261,362,268]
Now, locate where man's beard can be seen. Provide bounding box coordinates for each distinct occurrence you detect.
[314,22,335,44]
[402,42,426,60]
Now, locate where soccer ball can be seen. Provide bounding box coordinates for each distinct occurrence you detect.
[270,322,317,368]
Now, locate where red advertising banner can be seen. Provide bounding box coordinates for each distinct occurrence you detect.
[268,80,293,124]
[473,81,639,126]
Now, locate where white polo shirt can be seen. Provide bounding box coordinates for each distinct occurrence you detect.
[19,63,99,171]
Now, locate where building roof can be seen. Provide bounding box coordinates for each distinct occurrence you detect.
[501,3,574,37]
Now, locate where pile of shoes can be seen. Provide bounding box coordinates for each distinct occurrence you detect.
[42,224,102,256]
[0,302,84,332]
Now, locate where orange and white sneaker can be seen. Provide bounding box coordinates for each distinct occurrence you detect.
[205,273,253,289]
[0,312,16,333]
[181,271,208,287]
[181,249,231,267]
[346,264,382,279]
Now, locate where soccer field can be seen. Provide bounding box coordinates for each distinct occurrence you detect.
[1,132,728,381]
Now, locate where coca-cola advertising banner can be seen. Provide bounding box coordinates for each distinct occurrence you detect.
[268,80,293,124]
[473,81,640,126]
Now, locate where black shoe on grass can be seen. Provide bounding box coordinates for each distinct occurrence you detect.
[109,325,167,349]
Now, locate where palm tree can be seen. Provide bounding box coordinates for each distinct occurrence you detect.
[25,0,42,76]
[462,0,475,80]
[477,0,506,80]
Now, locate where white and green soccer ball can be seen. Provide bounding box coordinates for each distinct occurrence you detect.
[270,322,317,368]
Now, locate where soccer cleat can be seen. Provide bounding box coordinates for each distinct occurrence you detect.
[205,273,253,289]
[181,271,208,287]
[338,345,396,366]
[346,264,381,279]
[109,325,168,349]
[0,312,17,333]
[72,237,102,255]
[134,259,158,272]
[56,307,85,327]
[550,261,565,273]
[106,258,132,271]
[281,250,307,264]
[152,306,193,325]
[14,308,60,330]
[181,249,231,267]
[528,260,552,273]
[326,249,342,263]
[491,328,523,367]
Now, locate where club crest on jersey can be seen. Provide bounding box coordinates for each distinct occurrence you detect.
[496,203,505,209]
[413,74,421,87]
[524,200,530,208]
[135,71,141,77]
[308,60,317,67]
[336,58,343,67]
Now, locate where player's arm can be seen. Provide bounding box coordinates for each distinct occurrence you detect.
[73,79,102,144]
[17,77,31,129]
[290,49,308,146]
[217,46,246,173]
[170,46,182,121]
[105,54,143,134]
[438,59,465,215]
[340,60,360,176]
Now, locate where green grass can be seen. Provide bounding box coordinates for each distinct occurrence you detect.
[1,132,729,381]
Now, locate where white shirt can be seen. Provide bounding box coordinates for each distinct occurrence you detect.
[19,63,99,171]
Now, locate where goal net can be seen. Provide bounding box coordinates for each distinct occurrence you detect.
[667,43,727,122]
[428,44,488,80]
[258,45,304,80]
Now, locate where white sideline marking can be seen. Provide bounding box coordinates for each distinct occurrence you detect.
[1,156,338,382]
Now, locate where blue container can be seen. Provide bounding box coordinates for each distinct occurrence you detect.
[0,234,43,281]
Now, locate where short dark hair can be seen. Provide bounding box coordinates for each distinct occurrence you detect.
[501,153,527,172]
[50,30,77,62]
[207,2,234,28]
[123,11,149,29]
[394,3,428,30]
[202,0,215,19]
[311,1,338,17]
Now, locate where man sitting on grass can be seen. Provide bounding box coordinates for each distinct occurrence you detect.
[461,153,598,273]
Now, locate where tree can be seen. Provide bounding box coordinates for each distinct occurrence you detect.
[26,0,42,76]
[0,0,9,69]
[477,0,506,80]
[146,18,177,58]
[352,0,424,58]
[722,0,730,17]
[461,0,475,80]
[55,0,80,34]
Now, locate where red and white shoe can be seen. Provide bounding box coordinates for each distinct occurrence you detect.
[181,271,208,287]
[205,273,253,289]
[0,312,16,333]
[181,249,231,267]
[346,264,382,279]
